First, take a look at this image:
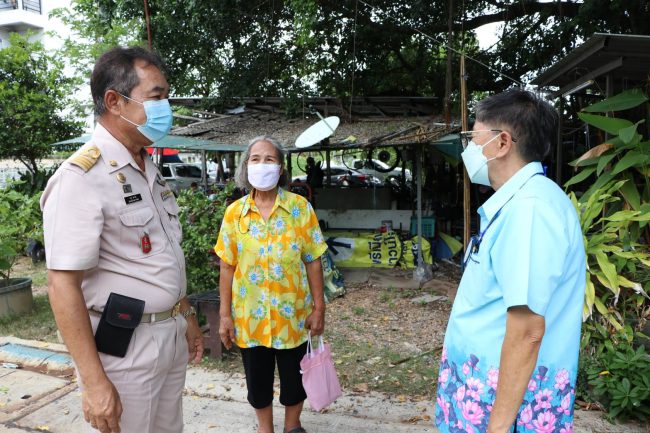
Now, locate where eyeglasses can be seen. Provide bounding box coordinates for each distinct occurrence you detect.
[459,129,517,149]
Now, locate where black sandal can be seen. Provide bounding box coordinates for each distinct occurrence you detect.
[284,428,307,433]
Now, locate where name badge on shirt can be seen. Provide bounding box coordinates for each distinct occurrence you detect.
[124,194,143,205]
[161,190,174,201]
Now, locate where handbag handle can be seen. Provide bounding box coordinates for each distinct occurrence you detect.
[306,331,326,359]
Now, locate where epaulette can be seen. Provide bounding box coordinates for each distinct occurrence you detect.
[68,145,101,172]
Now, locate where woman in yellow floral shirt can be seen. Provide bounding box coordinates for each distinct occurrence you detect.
[215,136,327,433]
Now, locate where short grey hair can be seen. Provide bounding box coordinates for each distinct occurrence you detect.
[234,135,288,191]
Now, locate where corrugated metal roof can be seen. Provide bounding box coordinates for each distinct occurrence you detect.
[532,33,650,94]
[171,109,457,149]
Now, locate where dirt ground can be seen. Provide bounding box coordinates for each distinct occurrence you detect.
[12,256,48,296]
[206,263,460,399]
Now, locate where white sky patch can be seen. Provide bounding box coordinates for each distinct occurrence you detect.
[475,22,502,51]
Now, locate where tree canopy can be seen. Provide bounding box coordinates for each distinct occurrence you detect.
[55,1,650,109]
[0,33,84,178]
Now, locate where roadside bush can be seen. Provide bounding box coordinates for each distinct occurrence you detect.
[176,182,236,294]
[566,88,650,421]
[584,329,650,421]
[0,187,43,281]
[10,165,60,195]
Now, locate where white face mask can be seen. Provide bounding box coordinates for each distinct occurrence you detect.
[461,135,499,187]
[248,163,281,191]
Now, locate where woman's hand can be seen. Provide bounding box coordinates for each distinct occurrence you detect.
[219,315,236,349]
[305,307,325,336]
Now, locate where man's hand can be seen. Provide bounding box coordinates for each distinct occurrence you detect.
[219,316,236,350]
[185,316,204,363]
[82,377,122,433]
[305,307,325,336]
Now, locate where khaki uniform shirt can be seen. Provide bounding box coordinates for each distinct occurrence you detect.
[41,124,186,312]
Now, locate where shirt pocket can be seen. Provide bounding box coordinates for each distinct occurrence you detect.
[162,199,182,243]
[119,206,164,259]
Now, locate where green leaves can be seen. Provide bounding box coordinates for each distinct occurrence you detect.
[0,189,43,281]
[176,182,237,294]
[0,33,84,177]
[571,90,650,422]
[586,338,650,421]
[582,89,649,113]
[577,112,633,135]
[612,151,650,175]
[564,166,595,188]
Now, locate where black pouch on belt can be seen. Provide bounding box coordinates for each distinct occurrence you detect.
[95,293,145,358]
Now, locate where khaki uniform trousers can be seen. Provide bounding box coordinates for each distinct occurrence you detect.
[82,315,189,433]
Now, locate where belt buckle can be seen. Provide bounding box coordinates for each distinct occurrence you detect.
[171,302,181,317]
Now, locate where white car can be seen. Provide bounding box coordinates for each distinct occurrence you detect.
[349,159,412,182]
[161,163,213,193]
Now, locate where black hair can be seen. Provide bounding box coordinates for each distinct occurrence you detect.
[475,89,559,162]
[91,46,167,116]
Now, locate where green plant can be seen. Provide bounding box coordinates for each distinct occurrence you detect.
[566,88,650,420]
[585,329,650,420]
[10,165,61,195]
[0,33,84,182]
[565,88,650,329]
[0,188,43,283]
[176,182,236,294]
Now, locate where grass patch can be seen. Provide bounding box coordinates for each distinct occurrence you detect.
[0,295,58,343]
[10,257,48,288]
[328,332,440,398]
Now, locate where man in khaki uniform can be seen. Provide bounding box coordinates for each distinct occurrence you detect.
[41,47,203,433]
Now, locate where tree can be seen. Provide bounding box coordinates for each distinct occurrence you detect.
[53,1,650,109]
[0,33,84,181]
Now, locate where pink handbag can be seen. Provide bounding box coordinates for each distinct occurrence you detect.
[300,333,342,411]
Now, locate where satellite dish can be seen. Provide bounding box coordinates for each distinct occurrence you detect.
[295,116,340,148]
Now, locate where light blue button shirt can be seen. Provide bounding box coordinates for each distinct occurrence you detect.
[435,162,586,433]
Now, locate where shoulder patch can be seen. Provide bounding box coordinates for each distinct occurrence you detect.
[68,145,101,172]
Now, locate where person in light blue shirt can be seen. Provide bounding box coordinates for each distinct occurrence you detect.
[435,90,586,433]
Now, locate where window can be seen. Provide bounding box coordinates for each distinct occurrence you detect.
[175,165,202,178]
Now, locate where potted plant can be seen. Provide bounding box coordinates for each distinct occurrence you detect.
[0,188,39,317]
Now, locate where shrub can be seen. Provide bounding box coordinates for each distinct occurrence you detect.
[0,188,43,282]
[176,183,236,294]
[585,329,650,421]
[566,88,650,421]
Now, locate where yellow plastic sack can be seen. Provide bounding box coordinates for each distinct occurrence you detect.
[324,231,402,268]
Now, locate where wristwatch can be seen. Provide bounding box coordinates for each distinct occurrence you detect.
[181,306,197,318]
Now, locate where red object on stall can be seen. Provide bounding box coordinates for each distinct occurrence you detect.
[146,148,179,156]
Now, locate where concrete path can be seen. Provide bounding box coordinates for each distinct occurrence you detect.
[0,337,646,433]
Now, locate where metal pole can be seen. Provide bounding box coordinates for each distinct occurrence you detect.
[287,153,293,183]
[326,150,331,186]
[556,98,564,184]
[201,150,208,191]
[460,54,471,252]
[416,146,423,268]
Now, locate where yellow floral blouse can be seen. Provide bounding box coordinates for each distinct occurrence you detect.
[214,188,328,349]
